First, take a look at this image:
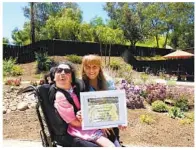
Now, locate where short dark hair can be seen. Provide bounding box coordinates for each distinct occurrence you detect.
[54,61,77,86]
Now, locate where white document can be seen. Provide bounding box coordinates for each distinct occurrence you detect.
[80,90,127,130]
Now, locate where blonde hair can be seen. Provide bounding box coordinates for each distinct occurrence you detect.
[81,55,107,90]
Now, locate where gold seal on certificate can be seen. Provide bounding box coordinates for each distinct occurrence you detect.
[80,90,127,130]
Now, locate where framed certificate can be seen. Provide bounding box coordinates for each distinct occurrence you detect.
[80,90,127,130]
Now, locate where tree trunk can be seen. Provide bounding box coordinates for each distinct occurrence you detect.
[130,41,137,54]
[105,44,107,66]
[155,34,159,48]
[163,30,169,48]
[108,43,111,67]
[100,42,102,59]
[30,2,35,44]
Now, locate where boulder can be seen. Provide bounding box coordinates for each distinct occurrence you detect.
[17,102,29,111]
[28,102,37,109]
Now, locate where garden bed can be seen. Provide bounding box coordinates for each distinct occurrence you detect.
[3,103,194,147]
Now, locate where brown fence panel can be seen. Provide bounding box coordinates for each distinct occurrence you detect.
[3,40,194,81]
[3,40,173,63]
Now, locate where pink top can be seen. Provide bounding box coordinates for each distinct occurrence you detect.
[54,89,101,141]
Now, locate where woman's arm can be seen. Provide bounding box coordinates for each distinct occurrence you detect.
[69,118,81,127]
[54,91,81,127]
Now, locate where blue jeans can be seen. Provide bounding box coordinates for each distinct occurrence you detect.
[72,137,121,147]
[72,137,99,147]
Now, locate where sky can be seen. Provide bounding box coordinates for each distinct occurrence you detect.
[2,2,108,43]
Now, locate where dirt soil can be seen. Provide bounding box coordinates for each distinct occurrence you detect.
[3,56,194,147]
[3,108,194,147]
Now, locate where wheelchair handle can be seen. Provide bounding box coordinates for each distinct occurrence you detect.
[17,85,38,95]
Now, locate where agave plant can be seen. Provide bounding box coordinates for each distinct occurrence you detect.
[35,52,52,72]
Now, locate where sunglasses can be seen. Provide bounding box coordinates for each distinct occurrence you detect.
[56,68,71,74]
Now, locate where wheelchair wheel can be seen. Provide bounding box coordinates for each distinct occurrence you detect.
[40,130,49,147]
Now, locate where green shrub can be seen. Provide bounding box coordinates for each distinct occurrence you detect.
[3,58,17,76]
[151,100,168,112]
[140,73,149,83]
[185,112,194,121]
[168,107,184,119]
[180,118,193,125]
[140,114,155,125]
[66,54,82,64]
[140,90,148,99]
[35,52,52,72]
[110,59,121,70]
[180,112,194,125]
[174,98,189,112]
[11,65,23,76]
[123,64,132,72]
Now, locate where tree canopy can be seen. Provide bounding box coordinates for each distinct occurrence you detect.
[9,2,194,50]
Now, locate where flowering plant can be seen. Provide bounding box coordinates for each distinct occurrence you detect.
[117,80,145,109]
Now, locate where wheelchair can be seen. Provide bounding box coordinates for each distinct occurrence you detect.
[18,84,124,147]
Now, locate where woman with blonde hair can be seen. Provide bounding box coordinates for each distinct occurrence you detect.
[81,54,115,91]
[78,54,125,147]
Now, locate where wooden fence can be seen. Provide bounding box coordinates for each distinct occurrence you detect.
[3,39,172,63]
[4,40,194,81]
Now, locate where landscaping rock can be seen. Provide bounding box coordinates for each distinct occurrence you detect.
[17,102,29,111]
[3,85,38,113]
[10,101,18,107]
[28,102,37,109]
[25,94,37,102]
[10,106,17,111]
[6,109,11,114]
[164,99,174,106]
[3,106,7,114]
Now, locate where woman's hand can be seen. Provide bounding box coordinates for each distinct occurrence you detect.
[118,125,127,131]
[76,110,82,122]
[101,128,114,136]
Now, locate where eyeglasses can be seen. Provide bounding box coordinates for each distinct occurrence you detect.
[56,68,71,74]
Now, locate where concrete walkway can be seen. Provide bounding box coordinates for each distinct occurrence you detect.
[155,79,194,87]
[2,139,135,147]
[3,139,42,147]
[176,81,194,87]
